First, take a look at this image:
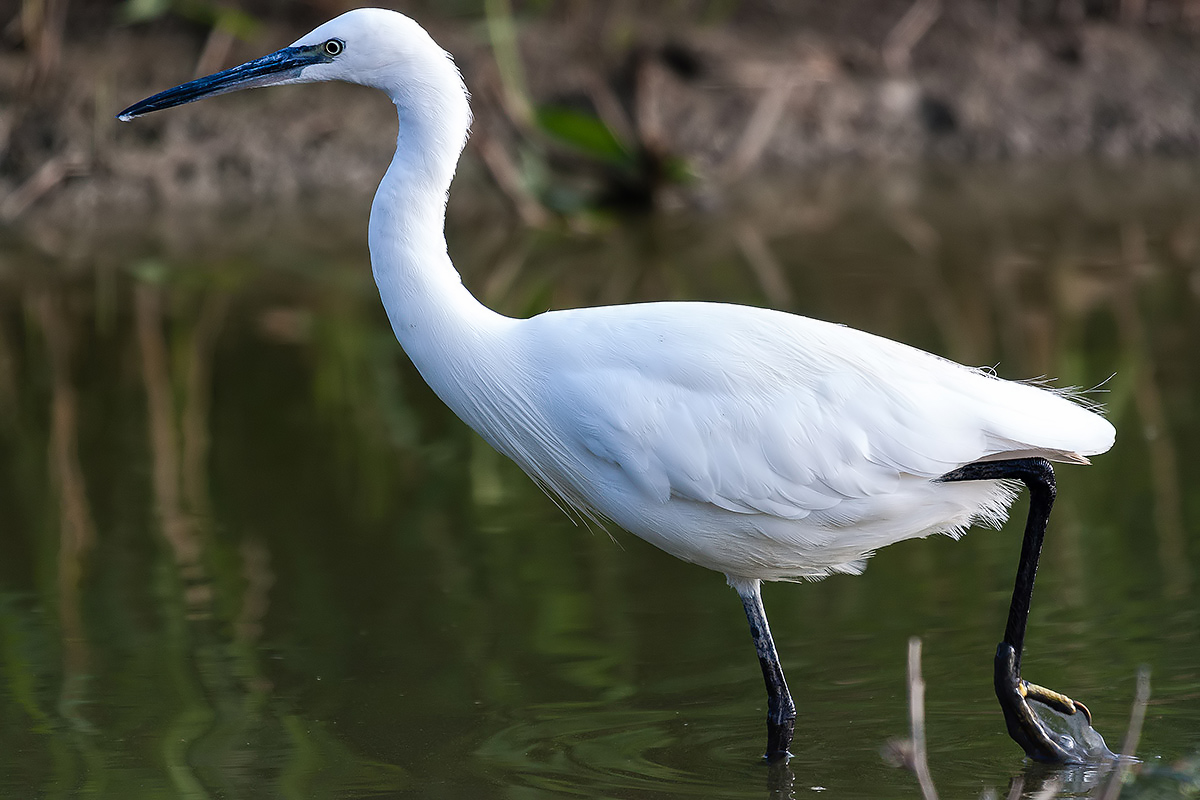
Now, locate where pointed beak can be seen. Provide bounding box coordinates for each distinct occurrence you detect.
[118,44,329,121]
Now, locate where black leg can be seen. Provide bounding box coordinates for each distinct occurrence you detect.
[737,580,796,762]
[939,457,1107,763]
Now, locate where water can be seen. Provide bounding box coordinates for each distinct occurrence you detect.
[1,163,1198,798]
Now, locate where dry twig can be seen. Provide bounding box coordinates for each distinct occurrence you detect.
[1100,666,1152,800]
[735,224,793,306]
[884,637,938,800]
[724,79,794,179]
[0,152,89,222]
[1031,778,1063,800]
[472,134,548,228]
[883,0,942,75]
[906,638,939,800]
[193,26,236,79]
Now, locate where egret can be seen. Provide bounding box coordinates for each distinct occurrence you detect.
[119,8,1117,764]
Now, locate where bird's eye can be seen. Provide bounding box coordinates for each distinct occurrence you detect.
[323,38,344,57]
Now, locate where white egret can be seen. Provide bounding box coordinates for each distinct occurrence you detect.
[119,9,1117,764]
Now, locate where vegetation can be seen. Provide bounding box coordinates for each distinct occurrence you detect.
[9,0,1200,226]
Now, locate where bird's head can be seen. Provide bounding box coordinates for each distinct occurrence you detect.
[118,8,470,139]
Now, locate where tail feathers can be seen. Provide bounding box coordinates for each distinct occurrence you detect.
[978,374,1117,461]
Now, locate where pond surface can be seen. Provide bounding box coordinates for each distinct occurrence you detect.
[1,163,1198,799]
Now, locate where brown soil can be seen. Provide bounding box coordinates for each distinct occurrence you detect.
[4,1,1200,227]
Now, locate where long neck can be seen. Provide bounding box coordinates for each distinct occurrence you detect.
[368,105,512,416]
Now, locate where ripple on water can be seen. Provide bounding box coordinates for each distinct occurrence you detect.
[475,701,768,798]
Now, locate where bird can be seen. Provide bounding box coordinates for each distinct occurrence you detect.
[119,8,1117,764]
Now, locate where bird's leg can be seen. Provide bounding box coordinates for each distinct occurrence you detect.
[938,457,1108,763]
[736,579,796,762]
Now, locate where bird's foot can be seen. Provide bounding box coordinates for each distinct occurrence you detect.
[994,643,1115,764]
[763,717,795,763]
[1022,680,1093,723]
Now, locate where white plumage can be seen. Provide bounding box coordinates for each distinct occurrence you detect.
[118,7,1117,763]
[401,297,1112,581]
[272,12,1115,586]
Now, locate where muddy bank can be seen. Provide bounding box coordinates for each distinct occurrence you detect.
[4,1,1200,227]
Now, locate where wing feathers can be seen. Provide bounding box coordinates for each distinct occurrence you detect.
[526,303,1113,528]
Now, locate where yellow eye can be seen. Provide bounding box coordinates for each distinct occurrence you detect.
[323,39,344,57]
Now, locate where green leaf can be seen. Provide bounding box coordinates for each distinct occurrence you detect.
[121,0,172,23]
[535,106,633,167]
[209,6,260,40]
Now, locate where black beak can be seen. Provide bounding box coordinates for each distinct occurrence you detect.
[118,44,328,121]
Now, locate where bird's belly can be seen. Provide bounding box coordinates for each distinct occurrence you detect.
[577,473,1016,582]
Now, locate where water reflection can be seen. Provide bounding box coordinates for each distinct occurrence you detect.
[35,286,98,754]
[0,163,1197,798]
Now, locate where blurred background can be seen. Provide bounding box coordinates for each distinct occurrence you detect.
[1,2,1199,798]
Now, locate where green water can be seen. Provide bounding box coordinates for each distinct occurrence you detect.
[1,163,1198,798]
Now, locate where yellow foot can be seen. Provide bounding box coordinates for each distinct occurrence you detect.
[995,643,1112,764]
[1020,680,1093,725]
